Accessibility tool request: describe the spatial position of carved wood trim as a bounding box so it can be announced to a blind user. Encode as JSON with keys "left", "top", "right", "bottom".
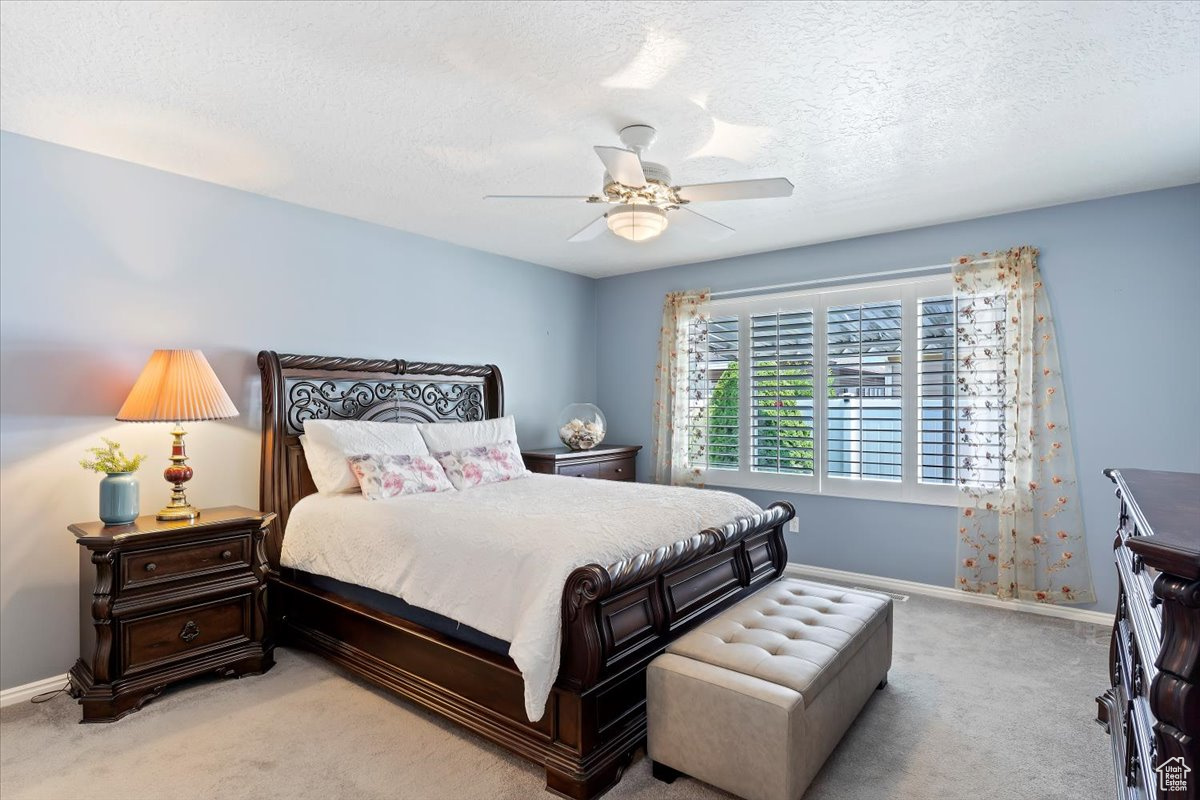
{"left": 90, "top": 549, "right": 116, "bottom": 684}
{"left": 612, "top": 502, "right": 790, "bottom": 597}
{"left": 285, "top": 379, "right": 485, "bottom": 433}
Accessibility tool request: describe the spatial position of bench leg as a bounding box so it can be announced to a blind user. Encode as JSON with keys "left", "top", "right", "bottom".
{"left": 651, "top": 761, "right": 681, "bottom": 784}
{"left": 877, "top": 674, "right": 888, "bottom": 691}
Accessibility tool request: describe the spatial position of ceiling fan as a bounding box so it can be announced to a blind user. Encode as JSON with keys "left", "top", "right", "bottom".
{"left": 484, "top": 124, "right": 793, "bottom": 243}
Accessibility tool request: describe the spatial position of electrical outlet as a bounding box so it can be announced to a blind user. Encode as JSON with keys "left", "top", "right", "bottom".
{"left": 788, "top": 518, "right": 800, "bottom": 533}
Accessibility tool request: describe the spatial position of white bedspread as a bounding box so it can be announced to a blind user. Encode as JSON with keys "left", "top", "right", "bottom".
{"left": 279, "top": 474, "right": 760, "bottom": 721}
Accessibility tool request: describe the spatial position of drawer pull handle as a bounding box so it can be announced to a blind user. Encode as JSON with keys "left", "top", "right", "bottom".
{"left": 179, "top": 620, "right": 200, "bottom": 643}
{"left": 144, "top": 562, "right": 157, "bottom": 572}
{"left": 615, "top": 467, "right": 624, "bottom": 473}
{"left": 220, "top": 550, "right": 233, "bottom": 561}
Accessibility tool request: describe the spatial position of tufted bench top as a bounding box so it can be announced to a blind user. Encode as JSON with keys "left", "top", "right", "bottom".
{"left": 665, "top": 578, "right": 891, "bottom": 706}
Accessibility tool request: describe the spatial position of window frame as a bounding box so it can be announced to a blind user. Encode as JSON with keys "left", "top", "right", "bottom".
{"left": 696, "top": 273, "right": 960, "bottom": 506}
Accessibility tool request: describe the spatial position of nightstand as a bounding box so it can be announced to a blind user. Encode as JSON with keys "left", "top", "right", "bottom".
{"left": 522, "top": 444, "right": 642, "bottom": 481}
{"left": 68, "top": 506, "right": 275, "bottom": 722}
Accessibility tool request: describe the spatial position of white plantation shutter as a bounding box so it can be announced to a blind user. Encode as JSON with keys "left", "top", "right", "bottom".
{"left": 750, "top": 310, "right": 815, "bottom": 475}
{"left": 918, "top": 297, "right": 956, "bottom": 484}
{"left": 918, "top": 293, "right": 1007, "bottom": 488}
{"left": 687, "top": 314, "right": 739, "bottom": 469}
{"left": 826, "top": 300, "right": 903, "bottom": 481}
{"left": 952, "top": 293, "right": 1007, "bottom": 488}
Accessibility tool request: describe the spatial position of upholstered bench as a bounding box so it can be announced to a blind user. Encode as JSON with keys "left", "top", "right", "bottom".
{"left": 647, "top": 578, "right": 893, "bottom": 800}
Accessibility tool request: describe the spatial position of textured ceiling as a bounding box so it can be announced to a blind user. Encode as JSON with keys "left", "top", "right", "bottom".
{"left": 2, "top": 1, "right": 1198, "bottom": 277}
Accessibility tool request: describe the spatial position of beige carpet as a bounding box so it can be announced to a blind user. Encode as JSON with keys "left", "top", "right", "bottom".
{"left": 1, "top": 585, "right": 1112, "bottom": 800}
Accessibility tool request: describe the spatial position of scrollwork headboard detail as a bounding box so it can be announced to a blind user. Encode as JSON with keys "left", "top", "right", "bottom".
{"left": 257, "top": 350, "right": 504, "bottom": 569}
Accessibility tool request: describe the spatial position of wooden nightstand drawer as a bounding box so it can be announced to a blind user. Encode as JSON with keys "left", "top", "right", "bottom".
{"left": 120, "top": 534, "right": 251, "bottom": 591}
{"left": 599, "top": 458, "right": 634, "bottom": 481}
{"left": 122, "top": 594, "right": 252, "bottom": 674}
{"left": 560, "top": 462, "right": 600, "bottom": 479}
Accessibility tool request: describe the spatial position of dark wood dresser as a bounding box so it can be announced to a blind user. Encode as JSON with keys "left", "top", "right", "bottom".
{"left": 69, "top": 506, "right": 275, "bottom": 722}
{"left": 1098, "top": 469, "right": 1199, "bottom": 799}
{"left": 522, "top": 444, "right": 641, "bottom": 481}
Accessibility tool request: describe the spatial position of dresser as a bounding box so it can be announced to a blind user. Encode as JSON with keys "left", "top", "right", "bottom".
{"left": 68, "top": 506, "right": 275, "bottom": 722}
{"left": 1097, "top": 469, "right": 1199, "bottom": 800}
{"left": 521, "top": 444, "right": 641, "bottom": 481}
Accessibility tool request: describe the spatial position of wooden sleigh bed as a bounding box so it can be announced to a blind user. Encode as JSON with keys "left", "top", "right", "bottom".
{"left": 257, "top": 350, "right": 794, "bottom": 799}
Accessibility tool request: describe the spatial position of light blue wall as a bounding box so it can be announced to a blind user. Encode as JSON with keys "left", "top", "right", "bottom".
{"left": 0, "top": 132, "right": 596, "bottom": 688}
{"left": 596, "top": 184, "right": 1200, "bottom": 613}
{"left": 2, "top": 128, "right": 1195, "bottom": 691}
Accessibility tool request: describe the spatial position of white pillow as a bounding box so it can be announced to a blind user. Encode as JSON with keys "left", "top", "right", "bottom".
{"left": 301, "top": 419, "right": 430, "bottom": 494}
{"left": 418, "top": 416, "right": 520, "bottom": 453}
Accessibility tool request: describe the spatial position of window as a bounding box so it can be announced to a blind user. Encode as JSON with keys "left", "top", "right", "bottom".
{"left": 687, "top": 274, "right": 1004, "bottom": 505}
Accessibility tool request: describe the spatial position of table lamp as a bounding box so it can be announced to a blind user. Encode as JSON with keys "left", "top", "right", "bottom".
{"left": 116, "top": 350, "right": 238, "bottom": 521}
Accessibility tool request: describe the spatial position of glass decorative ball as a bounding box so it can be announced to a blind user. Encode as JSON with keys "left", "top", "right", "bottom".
{"left": 558, "top": 403, "right": 606, "bottom": 451}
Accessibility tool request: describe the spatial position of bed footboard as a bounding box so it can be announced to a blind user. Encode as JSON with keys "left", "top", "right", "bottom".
{"left": 561, "top": 500, "right": 793, "bottom": 691}
{"left": 544, "top": 501, "right": 794, "bottom": 798}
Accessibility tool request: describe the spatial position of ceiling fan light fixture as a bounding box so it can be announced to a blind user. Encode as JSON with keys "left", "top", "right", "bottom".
{"left": 488, "top": 124, "right": 790, "bottom": 244}
{"left": 606, "top": 203, "right": 668, "bottom": 242}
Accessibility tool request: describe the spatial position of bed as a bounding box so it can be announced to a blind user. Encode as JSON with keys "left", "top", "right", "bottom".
{"left": 257, "top": 351, "right": 794, "bottom": 799}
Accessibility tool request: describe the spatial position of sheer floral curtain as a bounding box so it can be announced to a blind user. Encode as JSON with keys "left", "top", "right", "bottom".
{"left": 652, "top": 289, "right": 710, "bottom": 485}
{"left": 954, "top": 247, "right": 1095, "bottom": 604}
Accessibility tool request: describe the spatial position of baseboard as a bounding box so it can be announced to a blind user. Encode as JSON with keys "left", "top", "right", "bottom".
{"left": 785, "top": 563, "right": 1115, "bottom": 627}
{"left": 0, "top": 673, "right": 69, "bottom": 709}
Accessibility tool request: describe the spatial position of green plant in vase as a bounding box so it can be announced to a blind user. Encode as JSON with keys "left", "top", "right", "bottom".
{"left": 81, "top": 438, "right": 147, "bottom": 526}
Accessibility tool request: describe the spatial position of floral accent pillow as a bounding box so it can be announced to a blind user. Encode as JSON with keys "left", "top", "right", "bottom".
{"left": 433, "top": 439, "right": 529, "bottom": 490}
{"left": 347, "top": 454, "right": 455, "bottom": 500}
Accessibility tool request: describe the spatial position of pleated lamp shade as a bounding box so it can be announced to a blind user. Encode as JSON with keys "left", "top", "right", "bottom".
{"left": 116, "top": 350, "right": 238, "bottom": 422}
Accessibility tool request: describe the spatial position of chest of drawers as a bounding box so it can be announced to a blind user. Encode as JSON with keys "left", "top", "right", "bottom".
{"left": 1097, "top": 469, "right": 1199, "bottom": 800}
{"left": 68, "top": 506, "right": 275, "bottom": 722}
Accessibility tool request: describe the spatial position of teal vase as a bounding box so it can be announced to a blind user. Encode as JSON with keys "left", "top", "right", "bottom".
{"left": 99, "top": 472, "right": 139, "bottom": 525}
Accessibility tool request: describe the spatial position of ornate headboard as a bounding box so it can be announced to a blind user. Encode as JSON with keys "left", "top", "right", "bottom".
{"left": 257, "top": 351, "right": 504, "bottom": 568}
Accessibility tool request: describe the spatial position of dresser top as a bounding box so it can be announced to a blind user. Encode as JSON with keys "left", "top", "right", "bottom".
{"left": 521, "top": 444, "right": 641, "bottom": 460}
{"left": 1107, "top": 468, "right": 1200, "bottom": 578}
{"left": 70, "top": 505, "right": 273, "bottom": 544}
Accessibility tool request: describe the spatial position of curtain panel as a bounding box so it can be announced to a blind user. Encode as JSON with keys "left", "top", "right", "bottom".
{"left": 954, "top": 247, "right": 1095, "bottom": 604}
{"left": 652, "top": 289, "right": 710, "bottom": 485}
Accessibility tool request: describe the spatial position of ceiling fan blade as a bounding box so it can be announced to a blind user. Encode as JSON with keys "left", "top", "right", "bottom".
{"left": 568, "top": 215, "right": 609, "bottom": 243}
{"left": 676, "top": 177, "right": 794, "bottom": 203}
{"left": 483, "top": 194, "right": 597, "bottom": 201}
{"left": 593, "top": 146, "right": 646, "bottom": 188}
{"left": 678, "top": 207, "right": 735, "bottom": 241}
